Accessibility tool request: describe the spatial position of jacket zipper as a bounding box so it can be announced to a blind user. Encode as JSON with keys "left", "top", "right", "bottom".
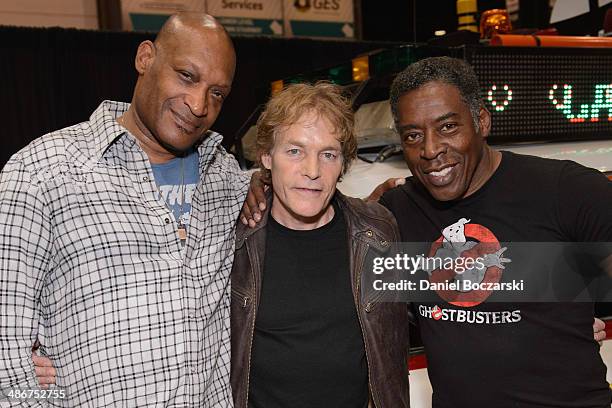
{"left": 232, "top": 288, "right": 251, "bottom": 308}
{"left": 231, "top": 287, "right": 250, "bottom": 308}
{"left": 354, "top": 241, "right": 380, "bottom": 408}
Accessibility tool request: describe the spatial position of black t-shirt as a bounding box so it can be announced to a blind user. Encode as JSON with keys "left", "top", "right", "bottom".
{"left": 248, "top": 203, "right": 368, "bottom": 408}
{"left": 380, "top": 151, "right": 612, "bottom": 408}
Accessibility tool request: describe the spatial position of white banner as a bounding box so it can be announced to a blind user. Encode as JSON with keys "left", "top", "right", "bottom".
{"left": 121, "top": 0, "right": 206, "bottom": 30}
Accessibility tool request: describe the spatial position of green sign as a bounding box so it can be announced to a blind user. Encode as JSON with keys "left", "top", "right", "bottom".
{"left": 129, "top": 13, "right": 171, "bottom": 31}
{"left": 289, "top": 21, "right": 353, "bottom": 38}
{"left": 218, "top": 17, "right": 283, "bottom": 35}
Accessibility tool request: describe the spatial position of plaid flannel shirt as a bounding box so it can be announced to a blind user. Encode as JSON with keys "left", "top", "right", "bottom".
{"left": 0, "top": 100, "right": 249, "bottom": 406}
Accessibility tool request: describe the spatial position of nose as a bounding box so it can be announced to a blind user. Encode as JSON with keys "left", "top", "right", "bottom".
{"left": 302, "top": 154, "right": 320, "bottom": 180}
{"left": 421, "top": 131, "right": 446, "bottom": 160}
{"left": 185, "top": 88, "right": 208, "bottom": 118}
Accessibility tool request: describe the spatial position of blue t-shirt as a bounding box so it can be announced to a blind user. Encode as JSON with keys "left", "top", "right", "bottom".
{"left": 151, "top": 150, "right": 199, "bottom": 228}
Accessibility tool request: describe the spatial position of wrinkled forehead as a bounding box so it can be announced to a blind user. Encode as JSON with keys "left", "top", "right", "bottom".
{"left": 159, "top": 27, "right": 235, "bottom": 70}
{"left": 397, "top": 82, "right": 468, "bottom": 123}
{"left": 273, "top": 110, "right": 341, "bottom": 148}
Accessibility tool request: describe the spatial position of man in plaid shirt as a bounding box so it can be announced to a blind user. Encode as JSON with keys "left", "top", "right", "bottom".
{"left": 0, "top": 12, "right": 248, "bottom": 406}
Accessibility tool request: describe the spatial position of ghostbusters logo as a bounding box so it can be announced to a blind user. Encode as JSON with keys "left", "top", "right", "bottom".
{"left": 425, "top": 218, "right": 511, "bottom": 307}
{"left": 432, "top": 306, "right": 443, "bottom": 320}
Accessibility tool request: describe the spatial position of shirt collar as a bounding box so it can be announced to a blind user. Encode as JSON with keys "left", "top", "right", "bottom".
{"left": 195, "top": 130, "right": 223, "bottom": 172}
{"left": 90, "top": 100, "right": 130, "bottom": 161}
{"left": 86, "top": 100, "right": 224, "bottom": 170}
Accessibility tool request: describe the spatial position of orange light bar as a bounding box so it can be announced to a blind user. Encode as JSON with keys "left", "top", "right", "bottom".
{"left": 491, "top": 34, "right": 612, "bottom": 47}
{"left": 480, "top": 9, "right": 512, "bottom": 39}
{"left": 352, "top": 55, "right": 369, "bottom": 82}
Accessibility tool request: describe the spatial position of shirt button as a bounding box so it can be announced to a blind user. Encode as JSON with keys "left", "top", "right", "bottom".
{"left": 191, "top": 366, "right": 198, "bottom": 374}
{"left": 143, "top": 176, "right": 149, "bottom": 182}
{"left": 164, "top": 218, "right": 170, "bottom": 224}
{"left": 188, "top": 313, "right": 195, "bottom": 319}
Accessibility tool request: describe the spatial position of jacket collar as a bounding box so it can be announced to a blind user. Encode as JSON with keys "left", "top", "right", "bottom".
{"left": 335, "top": 191, "right": 393, "bottom": 253}
{"left": 235, "top": 190, "right": 391, "bottom": 252}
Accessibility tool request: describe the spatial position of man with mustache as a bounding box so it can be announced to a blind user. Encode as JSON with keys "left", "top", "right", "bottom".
{"left": 0, "top": 12, "right": 246, "bottom": 406}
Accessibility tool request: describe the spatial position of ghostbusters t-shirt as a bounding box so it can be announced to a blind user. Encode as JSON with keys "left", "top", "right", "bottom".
{"left": 380, "top": 151, "right": 612, "bottom": 408}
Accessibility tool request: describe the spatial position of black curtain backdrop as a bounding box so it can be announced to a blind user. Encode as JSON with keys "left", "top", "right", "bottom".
{"left": 0, "top": 25, "right": 396, "bottom": 167}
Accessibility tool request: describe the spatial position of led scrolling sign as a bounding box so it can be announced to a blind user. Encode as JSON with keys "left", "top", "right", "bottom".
{"left": 486, "top": 83, "right": 612, "bottom": 120}
{"left": 464, "top": 47, "right": 612, "bottom": 144}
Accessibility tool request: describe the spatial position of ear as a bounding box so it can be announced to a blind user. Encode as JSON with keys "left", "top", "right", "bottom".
{"left": 478, "top": 106, "right": 491, "bottom": 139}
{"left": 261, "top": 153, "right": 272, "bottom": 170}
{"left": 135, "top": 40, "right": 156, "bottom": 75}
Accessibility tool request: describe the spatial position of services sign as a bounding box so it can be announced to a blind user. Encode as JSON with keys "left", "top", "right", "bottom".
{"left": 207, "top": 0, "right": 284, "bottom": 36}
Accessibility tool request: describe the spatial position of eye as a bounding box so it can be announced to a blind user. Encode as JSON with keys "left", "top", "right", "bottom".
{"left": 440, "top": 123, "right": 458, "bottom": 132}
{"left": 322, "top": 152, "right": 338, "bottom": 160}
{"left": 287, "top": 148, "right": 300, "bottom": 156}
{"left": 178, "top": 71, "right": 193, "bottom": 81}
{"left": 401, "top": 132, "right": 422, "bottom": 144}
{"left": 211, "top": 90, "right": 226, "bottom": 101}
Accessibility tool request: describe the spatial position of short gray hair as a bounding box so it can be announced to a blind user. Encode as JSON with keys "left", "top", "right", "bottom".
{"left": 389, "top": 56, "right": 483, "bottom": 130}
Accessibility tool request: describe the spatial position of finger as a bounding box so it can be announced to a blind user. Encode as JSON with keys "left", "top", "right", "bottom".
{"left": 252, "top": 177, "right": 267, "bottom": 212}
{"left": 32, "top": 355, "right": 53, "bottom": 367}
{"left": 497, "top": 247, "right": 507, "bottom": 256}
{"left": 33, "top": 362, "right": 56, "bottom": 377}
{"left": 593, "top": 317, "right": 605, "bottom": 332}
{"left": 37, "top": 376, "right": 56, "bottom": 385}
{"left": 241, "top": 201, "right": 253, "bottom": 223}
{"left": 501, "top": 258, "right": 511, "bottom": 263}
{"left": 245, "top": 188, "right": 260, "bottom": 216}
{"left": 247, "top": 200, "right": 261, "bottom": 222}
{"left": 595, "top": 331, "right": 606, "bottom": 342}
{"left": 34, "top": 366, "right": 56, "bottom": 378}
{"left": 249, "top": 171, "right": 267, "bottom": 212}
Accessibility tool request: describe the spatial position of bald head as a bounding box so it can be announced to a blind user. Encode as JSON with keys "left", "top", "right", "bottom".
{"left": 155, "top": 12, "right": 233, "bottom": 56}
{"left": 125, "top": 11, "right": 237, "bottom": 163}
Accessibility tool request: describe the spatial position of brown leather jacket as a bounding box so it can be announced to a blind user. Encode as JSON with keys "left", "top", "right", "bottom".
{"left": 231, "top": 192, "right": 410, "bottom": 408}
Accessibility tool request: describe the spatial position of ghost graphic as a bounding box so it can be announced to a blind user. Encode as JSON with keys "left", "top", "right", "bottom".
{"left": 420, "top": 218, "right": 511, "bottom": 291}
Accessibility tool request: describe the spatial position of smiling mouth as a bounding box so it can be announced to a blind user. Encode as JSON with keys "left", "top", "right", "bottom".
{"left": 171, "top": 110, "right": 198, "bottom": 132}
{"left": 423, "top": 163, "right": 458, "bottom": 186}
